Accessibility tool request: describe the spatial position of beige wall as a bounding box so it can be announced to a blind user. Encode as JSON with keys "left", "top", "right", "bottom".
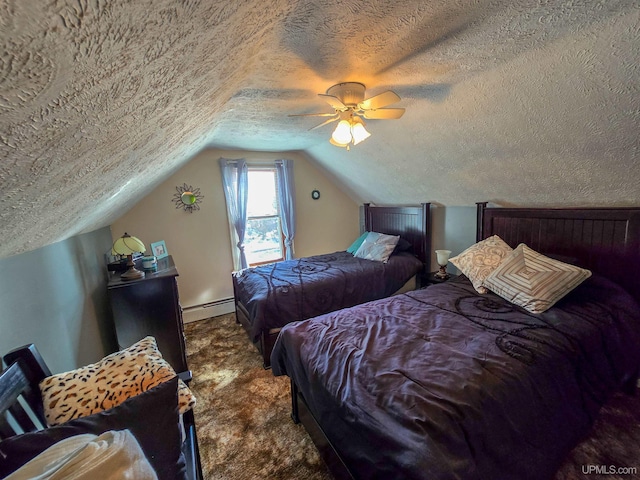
{"left": 0, "top": 228, "right": 116, "bottom": 373}
{"left": 111, "top": 149, "right": 360, "bottom": 311}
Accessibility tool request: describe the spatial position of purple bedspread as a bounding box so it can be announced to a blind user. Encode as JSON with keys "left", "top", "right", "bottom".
{"left": 272, "top": 275, "right": 640, "bottom": 480}
{"left": 232, "top": 251, "right": 423, "bottom": 342}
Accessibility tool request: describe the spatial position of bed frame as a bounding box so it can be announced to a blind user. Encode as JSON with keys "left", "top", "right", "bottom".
{"left": 289, "top": 203, "right": 640, "bottom": 480}
{"left": 0, "top": 344, "right": 203, "bottom": 480}
{"left": 476, "top": 202, "right": 640, "bottom": 303}
{"left": 234, "top": 202, "right": 431, "bottom": 368}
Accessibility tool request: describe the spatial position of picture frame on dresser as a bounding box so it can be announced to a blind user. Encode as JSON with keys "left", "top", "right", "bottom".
{"left": 151, "top": 240, "right": 169, "bottom": 259}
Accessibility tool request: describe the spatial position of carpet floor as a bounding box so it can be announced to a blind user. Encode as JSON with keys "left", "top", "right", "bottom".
{"left": 184, "top": 314, "right": 332, "bottom": 480}
{"left": 184, "top": 314, "right": 640, "bottom": 480}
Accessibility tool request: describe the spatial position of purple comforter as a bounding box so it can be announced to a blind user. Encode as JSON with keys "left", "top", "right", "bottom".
{"left": 233, "top": 251, "right": 423, "bottom": 342}
{"left": 233, "top": 252, "right": 423, "bottom": 342}
{"left": 272, "top": 275, "right": 640, "bottom": 480}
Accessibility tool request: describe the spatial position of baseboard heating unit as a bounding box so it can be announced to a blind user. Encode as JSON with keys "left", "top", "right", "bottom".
{"left": 182, "top": 297, "right": 235, "bottom": 323}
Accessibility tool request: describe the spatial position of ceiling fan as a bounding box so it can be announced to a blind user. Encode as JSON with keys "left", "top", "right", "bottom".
{"left": 290, "top": 82, "right": 405, "bottom": 149}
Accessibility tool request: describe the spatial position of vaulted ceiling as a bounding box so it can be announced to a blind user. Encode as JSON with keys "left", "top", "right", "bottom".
{"left": 2, "top": 0, "right": 639, "bottom": 259}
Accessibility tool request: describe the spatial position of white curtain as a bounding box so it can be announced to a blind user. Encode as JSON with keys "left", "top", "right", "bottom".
{"left": 276, "top": 159, "right": 296, "bottom": 260}
{"left": 219, "top": 158, "right": 249, "bottom": 270}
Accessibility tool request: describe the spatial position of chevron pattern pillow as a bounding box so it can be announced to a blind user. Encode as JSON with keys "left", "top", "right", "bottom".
{"left": 484, "top": 244, "right": 591, "bottom": 313}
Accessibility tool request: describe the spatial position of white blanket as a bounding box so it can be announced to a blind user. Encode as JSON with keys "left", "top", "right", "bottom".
{"left": 6, "top": 430, "right": 158, "bottom": 480}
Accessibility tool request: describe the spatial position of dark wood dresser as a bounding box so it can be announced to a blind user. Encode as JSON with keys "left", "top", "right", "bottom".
{"left": 107, "top": 255, "right": 189, "bottom": 375}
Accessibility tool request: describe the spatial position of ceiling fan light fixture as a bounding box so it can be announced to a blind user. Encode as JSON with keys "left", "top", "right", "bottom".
{"left": 329, "top": 137, "right": 349, "bottom": 148}
{"left": 330, "top": 116, "right": 371, "bottom": 149}
{"left": 331, "top": 120, "right": 353, "bottom": 145}
{"left": 350, "top": 118, "right": 370, "bottom": 145}
{"left": 292, "top": 82, "right": 403, "bottom": 150}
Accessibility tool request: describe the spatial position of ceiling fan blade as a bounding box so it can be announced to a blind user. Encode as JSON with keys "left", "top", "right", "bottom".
{"left": 358, "top": 91, "right": 401, "bottom": 110}
{"left": 309, "top": 116, "right": 339, "bottom": 130}
{"left": 362, "top": 108, "right": 405, "bottom": 120}
{"left": 318, "top": 94, "right": 346, "bottom": 110}
{"left": 288, "top": 113, "right": 337, "bottom": 117}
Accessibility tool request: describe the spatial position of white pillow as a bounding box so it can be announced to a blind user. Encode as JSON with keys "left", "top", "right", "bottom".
{"left": 353, "top": 232, "right": 400, "bottom": 263}
{"left": 484, "top": 243, "right": 592, "bottom": 313}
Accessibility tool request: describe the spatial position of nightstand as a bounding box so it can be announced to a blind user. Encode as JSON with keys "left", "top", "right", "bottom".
{"left": 107, "top": 255, "right": 189, "bottom": 375}
{"left": 417, "top": 271, "right": 458, "bottom": 289}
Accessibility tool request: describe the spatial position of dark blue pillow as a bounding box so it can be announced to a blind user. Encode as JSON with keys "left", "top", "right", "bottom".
{"left": 0, "top": 377, "right": 186, "bottom": 480}
{"left": 393, "top": 237, "right": 412, "bottom": 254}
{"left": 545, "top": 253, "right": 583, "bottom": 267}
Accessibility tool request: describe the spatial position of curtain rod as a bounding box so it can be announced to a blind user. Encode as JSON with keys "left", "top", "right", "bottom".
{"left": 219, "top": 158, "right": 289, "bottom": 166}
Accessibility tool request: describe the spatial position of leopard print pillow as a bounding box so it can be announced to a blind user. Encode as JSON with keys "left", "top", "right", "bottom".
{"left": 39, "top": 336, "right": 196, "bottom": 426}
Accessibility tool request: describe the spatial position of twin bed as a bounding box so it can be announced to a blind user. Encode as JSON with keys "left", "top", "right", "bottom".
{"left": 271, "top": 203, "right": 640, "bottom": 479}
{"left": 233, "top": 203, "right": 431, "bottom": 367}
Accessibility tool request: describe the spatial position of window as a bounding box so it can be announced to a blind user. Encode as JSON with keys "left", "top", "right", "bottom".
{"left": 245, "top": 168, "right": 283, "bottom": 265}
{"left": 220, "top": 158, "right": 295, "bottom": 270}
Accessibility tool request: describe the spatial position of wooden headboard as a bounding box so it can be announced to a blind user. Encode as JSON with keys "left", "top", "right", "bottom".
{"left": 363, "top": 203, "right": 431, "bottom": 269}
{"left": 476, "top": 202, "right": 640, "bottom": 303}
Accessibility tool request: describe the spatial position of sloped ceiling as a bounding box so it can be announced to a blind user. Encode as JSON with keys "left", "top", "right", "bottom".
{"left": 2, "top": 0, "right": 639, "bottom": 259}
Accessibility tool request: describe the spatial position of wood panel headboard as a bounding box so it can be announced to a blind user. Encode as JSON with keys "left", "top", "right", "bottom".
{"left": 476, "top": 202, "right": 640, "bottom": 303}
{"left": 363, "top": 203, "right": 431, "bottom": 270}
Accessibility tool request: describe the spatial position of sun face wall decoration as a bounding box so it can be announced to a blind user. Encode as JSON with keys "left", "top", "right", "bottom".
{"left": 173, "top": 183, "right": 204, "bottom": 213}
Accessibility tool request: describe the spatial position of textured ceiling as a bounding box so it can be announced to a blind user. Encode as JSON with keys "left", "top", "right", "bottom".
{"left": 2, "top": 0, "right": 639, "bottom": 258}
